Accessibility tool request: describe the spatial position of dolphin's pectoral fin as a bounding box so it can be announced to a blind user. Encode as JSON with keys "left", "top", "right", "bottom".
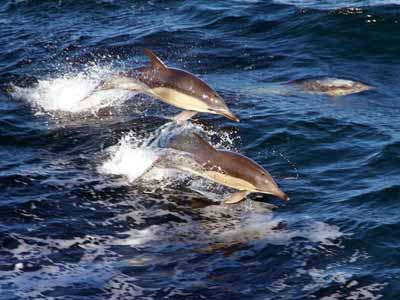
{"left": 172, "top": 110, "right": 198, "bottom": 123}
{"left": 223, "top": 190, "right": 250, "bottom": 204}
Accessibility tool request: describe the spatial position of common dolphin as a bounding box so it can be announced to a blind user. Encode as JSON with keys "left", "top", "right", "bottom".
{"left": 292, "top": 77, "right": 373, "bottom": 96}
{"left": 143, "top": 131, "right": 288, "bottom": 204}
{"left": 81, "top": 49, "right": 239, "bottom": 122}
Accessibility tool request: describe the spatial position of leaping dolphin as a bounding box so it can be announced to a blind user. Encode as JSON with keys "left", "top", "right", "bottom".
{"left": 81, "top": 49, "right": 239, "bottom": 122}
{"left": 142, "top": 131, "right": 288, "bottom": 204}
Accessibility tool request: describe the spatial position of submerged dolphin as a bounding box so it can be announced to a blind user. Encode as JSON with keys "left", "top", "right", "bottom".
{"left": 82, "top": 49, "right": 239, "bottom": 122}
{"left": 292, "top": 77, "right": 373, "bottom": 97}
{"left": 143, "top": 131, "right": 288, "bottom": 204}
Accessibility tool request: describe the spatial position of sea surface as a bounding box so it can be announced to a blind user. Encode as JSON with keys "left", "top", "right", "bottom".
{"left": 1, "top": 1, "right": 399, "bottom": 299}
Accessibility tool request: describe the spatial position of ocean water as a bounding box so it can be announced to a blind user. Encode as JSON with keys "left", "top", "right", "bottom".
{"left": 1, "top": 0, "right": 399, "bottom": 299}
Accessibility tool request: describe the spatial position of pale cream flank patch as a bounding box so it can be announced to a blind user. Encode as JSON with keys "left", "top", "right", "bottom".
{"left": 151, "top": 87, "right": 211, "bottom": 112}
{"left": 203, "top": 170, "right": 256, "bottom": 191}
{"left": 174, "top": 163, "right": 256, "bottom": 191}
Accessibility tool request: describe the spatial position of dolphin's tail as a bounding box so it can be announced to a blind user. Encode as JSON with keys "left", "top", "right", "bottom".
{"left": 133, "top": 149, "right": 197, "bottom": 182}
{"left": 80, "top": 75, "right": 149, "bottom": 102}
{"left": 134, "top": 158, "right": 162, "bottom": 181}
{"left": 80, "top": 80, "right": 112, "bottom": 102}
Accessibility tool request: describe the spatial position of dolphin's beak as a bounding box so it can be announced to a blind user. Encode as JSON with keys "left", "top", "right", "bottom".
{"left": 274, "top": 189, "right": 290, "bottom": 201}
{"left": 221, "top": 110, "right": 240, "bottom": 122}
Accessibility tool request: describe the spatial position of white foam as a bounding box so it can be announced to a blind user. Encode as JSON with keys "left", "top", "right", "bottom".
{"left": 10, "top": 65, "right": 132, "bottom": 114}
{"left": 347, "top": 283, "right": 388, "bottom": 300}
{"left": 8, "top": 261, "right": 117, "bottom": 299}
{"left": 14, "top": 262, "right": 24, "bottom": 271}
{"left": 348, "top": 249, "right": 370, "bottom": 263}
{"left": 99, "top": 130, "right": 182, "bottom": 184}
{"left": 208, "top": 210, "right": 345, "bottom": 248}
{"left": 319, "top": 282, "right": 388, "bottom": 300}
{"left": 301, "top": 268, "right": 352, "bottom": 292}
{"left": 305, "top": 221, "right": 344, "bottom": 245}
{"left": 111, "top": 226, "right": 159, "bottom": 247}
{"left": 100, "top": 133, "right": 159, "bottom": 182}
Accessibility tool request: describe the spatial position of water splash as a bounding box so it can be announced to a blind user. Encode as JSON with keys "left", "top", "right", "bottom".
{"left": 100, "top": 132, "right": 160, "bottom": 182}
{"left": 271, "top": 149, "right": 300, "bottom": 180}
{"left": 9, "top": 65, "right": 133, "bottom": 114}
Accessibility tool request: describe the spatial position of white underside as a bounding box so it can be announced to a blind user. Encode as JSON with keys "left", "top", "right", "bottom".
{"left": 150, "top": 87, "right": 211, "bottom": 112}
{"left": 177, "top": 165, "right": 256, "bottom": 192}
{"left": 108, "top": 78, "right": 216, "bottom": 113}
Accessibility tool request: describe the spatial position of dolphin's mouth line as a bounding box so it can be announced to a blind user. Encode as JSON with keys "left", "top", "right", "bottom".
{"left": 210, "top": 109, "right": 240, "bottom": 122}
{"left": 255, "top": 189, "right": 290, "bottom": 201}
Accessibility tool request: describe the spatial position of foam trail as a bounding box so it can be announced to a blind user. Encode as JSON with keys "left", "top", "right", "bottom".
{"left": 216, "top": 213, "right": 345, "bottom": 246}
{"left": 10, "top": 66, "right": 132, "bottom": 114}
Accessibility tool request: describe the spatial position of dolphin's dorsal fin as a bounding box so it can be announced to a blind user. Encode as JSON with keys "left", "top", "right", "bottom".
{"left": 144, "top": 49, "right": 167, "bottom": 70}
{"left": 192, "top": 133, "right": 217, "bottom": 153}
{"left": 165, "top": 131, "right": 217, "bottom": 154}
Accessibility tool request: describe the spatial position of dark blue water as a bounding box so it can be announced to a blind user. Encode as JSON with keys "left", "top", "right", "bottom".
{"left": 1, "top": 1, "right": 400, "bottom": 299}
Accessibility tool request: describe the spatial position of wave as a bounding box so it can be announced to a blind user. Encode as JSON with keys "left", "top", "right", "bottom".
{"left": 0, "top": 206, "right": 348, "bottom": 299}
